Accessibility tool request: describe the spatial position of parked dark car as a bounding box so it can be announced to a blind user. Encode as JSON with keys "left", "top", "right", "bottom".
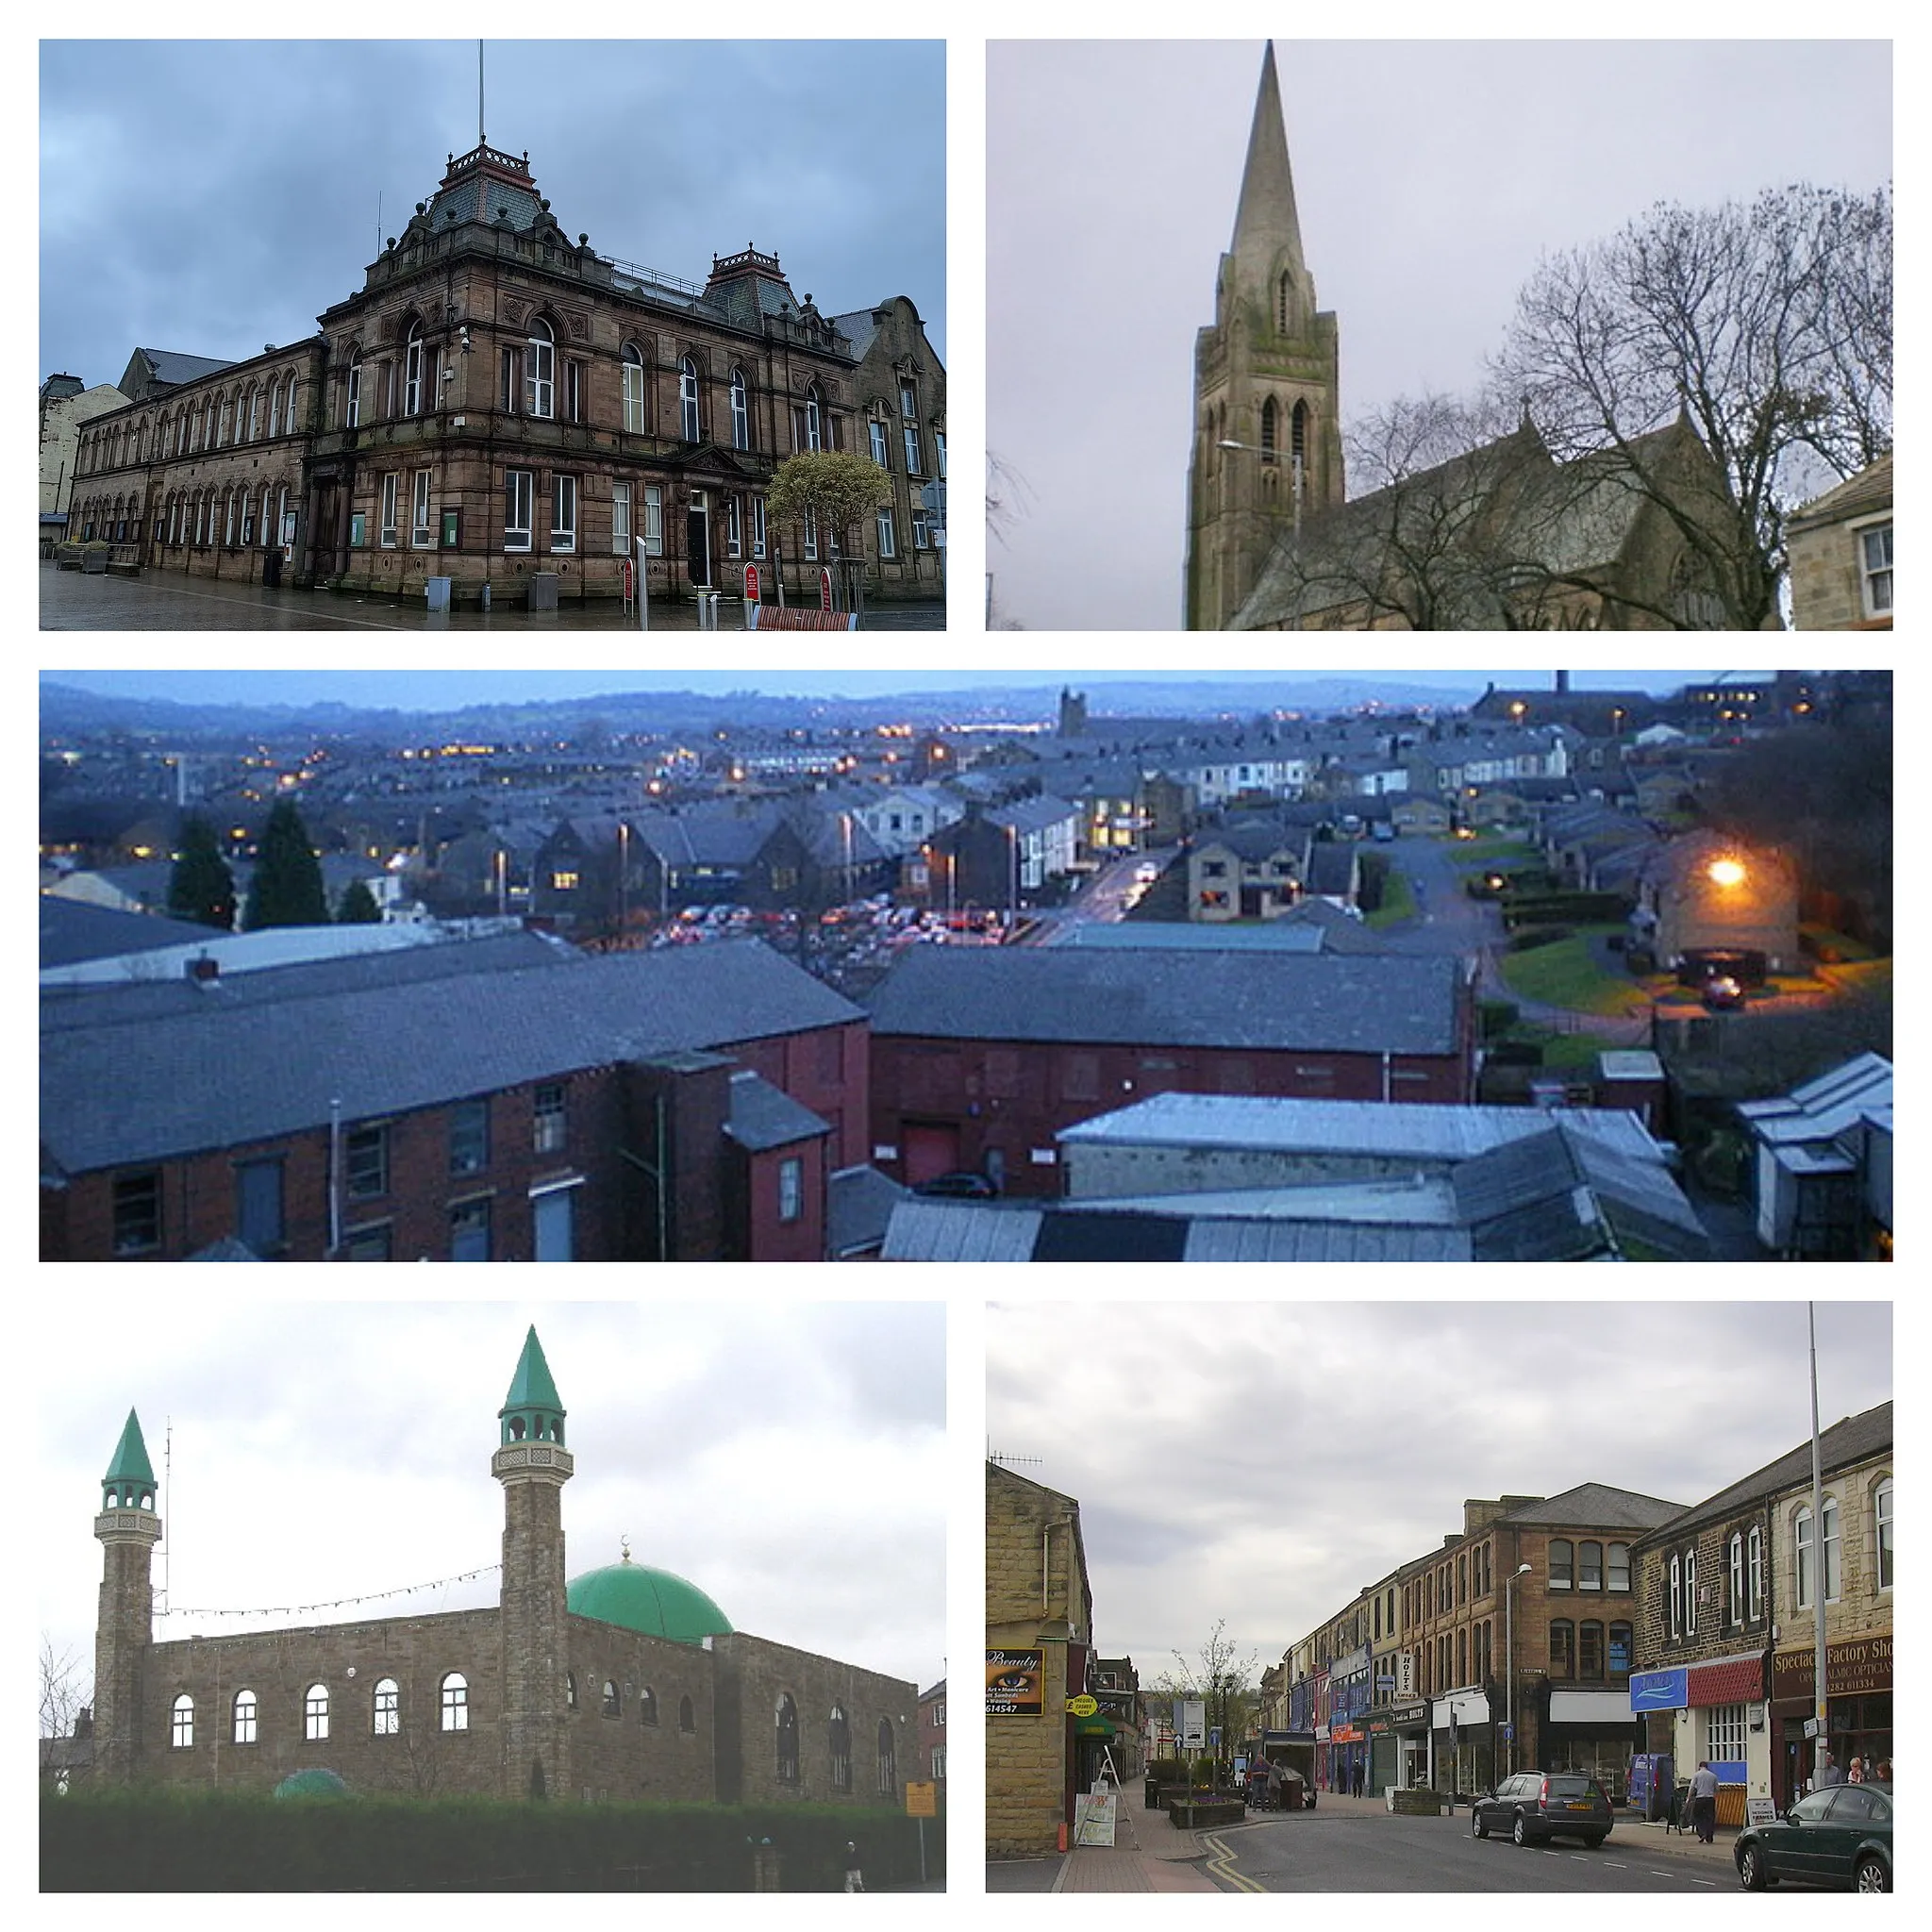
{"left": 911, "top": 1171, "right": 999, "bottom": 1199}
{"left": 1471, "top": 1772, "right": 1614, "bottom": 1848}
{"left": 1735, "top": 1782, "right": 1891, "bottom": 1891}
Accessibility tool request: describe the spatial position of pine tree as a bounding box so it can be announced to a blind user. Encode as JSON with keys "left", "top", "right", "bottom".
{"left": 336, "top": 877, "right": 382, "bottom": 924}
{"left": 166, "top": 814, "right": 237, "bottom": 930}
{"left": 242, "top": 799, "right": 330, "bottom": 929}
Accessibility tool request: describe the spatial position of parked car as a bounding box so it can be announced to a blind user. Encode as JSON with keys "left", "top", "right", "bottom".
{"left": 912, "top": 1171, "right": 999, "bottom": 1199}
{"left": 1735, "top": 1782, "right": 1891, "bottom": 1892}
{"left": 1703, "top": 973, "right": 1746, "bottom": 1011}
{"left": 1470, "top": 1772, "right": 1614, "bottom": 1848}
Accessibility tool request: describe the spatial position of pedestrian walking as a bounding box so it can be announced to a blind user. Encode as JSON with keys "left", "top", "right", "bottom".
{"left": 843, "top": 1840, "right": 864, "bottom": 1893}
{"left": 1690, "top": 1760, "right": 1719, "bottom": 1843}
{"left": 1353, "top": 1760, "right": 1364, "bottom": 1798}
{"left": 1817, "top": 1748, "right": 1846, "bottom": 1788}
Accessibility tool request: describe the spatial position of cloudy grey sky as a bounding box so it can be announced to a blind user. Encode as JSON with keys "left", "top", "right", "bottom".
{"left": 987, "top": 38, "right": 1893, "bottom": 630}
{"left": 987, "top": 1301, "right": 1890, "bottom": 1676}
{"left": 42, "top": 666, "right": 1738, "bottom": 710}
{"left": 40, "top": 1301, "right": 945, "bottom": 1695}
{"left": 41, "top": 40, "right": 945, "bottom": 385}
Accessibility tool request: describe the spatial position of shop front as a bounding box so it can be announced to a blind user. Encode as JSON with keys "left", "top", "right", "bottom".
{"left": 1770, "top": 1634, "right": 1892, "bottom": 1805}
{"left": 1326, "top": 1648, "right": 1371, "bottom": 1792}
{"left": 1630, "top": 1651, "right": 1771, "bottom": 1821}
{"left": 1372, "top": 1699, "right": 1429, "bottom": 1791}
{"left": 1537, "top": 1686, "right": 1647, "bottom": 1804}
{"left": 1429, "top": 1687, "right": 1493, "bottom": 1797}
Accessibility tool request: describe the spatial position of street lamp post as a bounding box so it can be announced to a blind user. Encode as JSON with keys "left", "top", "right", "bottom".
{"left": 1505, "top": 1562, "right": 1532, "bottom": 1780}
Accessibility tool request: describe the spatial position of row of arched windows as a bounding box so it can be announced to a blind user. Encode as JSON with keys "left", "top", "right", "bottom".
{"left": 1549, "top": 1619, "right": 1634, "bottom": 1679}
{"left": 169, "top": 1674, "right": 468, "bottom": 1748}
{"left": 565, "top": 1670, "right": 696, "bottom": 1733}
{"left": 76, "top": 372, "right": 305, "bottom": 476}
{"left": 773, "top": 1693, "right": 895, "bottom": 1793}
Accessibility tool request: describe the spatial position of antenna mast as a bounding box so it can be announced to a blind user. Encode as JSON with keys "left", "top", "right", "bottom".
{"left": 161, "top": 1417, "right": 172, "bottom": 1613}
{"left": 479, "top": 40, "right": 486, "bottom": 147}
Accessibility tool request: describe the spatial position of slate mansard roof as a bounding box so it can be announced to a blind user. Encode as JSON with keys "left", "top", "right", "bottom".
{"left": 866, "top": 947, "right": 1463, "bottom": 1056}
{"left": 1497, "top": 1483, "right": 1689, "bottom": 1533}
{"left": 41, "top": 938, "right": 860, "bottom": 1177}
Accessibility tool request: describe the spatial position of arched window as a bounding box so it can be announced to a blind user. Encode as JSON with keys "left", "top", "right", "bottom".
{"left": 775, "top": 1692, "right": 799, "bottom": 1782}
{"left": 441, "top": 1673, "right": 468, "bottom": 1732}
{"left": 374, "top": 1676, "right": 400, "bottom": 1734}
{"left": 224, "top": 489, "right": 238, "bottom": 548}
{"left": 622, "top": 342, "right": 647, "bottom": 434}
{"left": 1669, "top": 1552, "right": 1682, "bottom": 1636}
{"left": 730, "top": 366, "right": 749, "bottom": 450}
{"left": 1729, "top": 1532, "right": 1745, "bottom": 1624}
{"left": 1549, "top": 1619, "right": 1574, "bottom": 1674}
{"left": 171, "top": 1692, "right": 194, "bottom": 1748}
{"left": 1291, "top": 399, "right": 1309, "bottom": 471}
{"left": 1277, "top": 270, "right": 1292, "bottom": 333}
{"left": 1259, "top": 396, "right": 1277, "bottom": 461}
{"left": 1578, "top": 1621, "right": 1604, "bottom": 1679}
{"left": 876, "top": 1718, "right": 896, "bottom": 1796}
{"left": 304, "top": 1683, "right": 329, "bottom": 1741}
{"left": 680, "top": 358, "right": 701, "bottom": 442}
{"left": 268, "top": 380, "right": 281, "bottom": 440}
{"left": 679, "top": 1695, "right": 695, "bottom": 1734}
{"left": 232, "top": 1690, "right": 257, "bottom": 1744}
{"left": 639, "top": 1686, "right": 658, "bottom": 1726}
{"left": 829, "top": 1704, "right": 852, "bottom": 1790}
{"left": 1548, "top": 1540, "right": 1573, "bottom": 1591}
{"left": 1684, "top": 1549, "right": 1698, "bottom": 1633}
{"left": 1578, "top": 1541, "right": 1603, "bottom": 1591}
{"left": 1607, "top": 1542, "right": 1631, "bottom": 1591}
{"left": 804, "top": 382, "right": 822, "bottom": 452}
{"left": 247, "top": 386, "right": 260, "bottom": 441}
{"left": 601, "top": 1679, "right": 622, "bottom": 1719}
{"left": 1874, "top": 1478, "right": 1893, "bottom": 1590}
{"left": 283, "top": 374, "right": 299, "bottom": 433}
{"left": 404, "top": 323, "right": 425, "bottom": 415}
{"left": 345, "top": 353, "right": 362, "bottom": 429}
{"left": 1822, "top": 1495, "right": 1840, "bottom": 1601}
{"left": 1747, "top": 1524, "right": 1765, "bottom": 1618}
{"left": 1608, "top": 1621, "right": 1633, "bottom": 1674}
{"left": 525, "top": 319, "right": 555, "bottom": 418}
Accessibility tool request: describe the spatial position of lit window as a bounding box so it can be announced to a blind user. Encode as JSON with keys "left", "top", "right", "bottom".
{"left": 680, "top": 358, "right": 701, "bottom": 442}
{"left": 730, "top": 367, "right": 749, "bottom": 450}
{"left": 525, "top": 320, "right": 554, "bottom": 418}
{"left": 439, "top": 1673, "right": 467, "bottom": 1732}
{"left": 172, "top": 1693, "right": 194, "bottom": 1748}
{"left": 1859, "top": 524, "right": 1892, "bottom": 617}
{"left": 232, "top": 1690, "right": 257, "bottom": 1744}
{"left": 505, "top": 470, "right": 533, "bottom": 552}
{"left": 622, "top": 344, "right": 646, "bottom": 433}
{"left": 305, "top": 1683, "right": 329, "bottom": 1741}
{"left": 374, "top": 1677, "right": 400, "bottom": 1735}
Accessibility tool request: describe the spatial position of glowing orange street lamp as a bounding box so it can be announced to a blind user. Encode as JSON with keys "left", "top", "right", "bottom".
{"left": 1707, "top": 858, "right": 1747, "bottom": 889}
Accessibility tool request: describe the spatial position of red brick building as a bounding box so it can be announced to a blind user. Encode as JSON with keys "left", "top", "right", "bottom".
{"left": 865, "top": 946, "right": 1474, "bottom": 1195}
{"left": 42, "top": 934, "right": 864, "bottom": 1261}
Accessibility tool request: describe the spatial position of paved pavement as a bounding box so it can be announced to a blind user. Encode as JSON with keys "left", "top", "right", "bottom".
{"left": 40, "top": 563, "right": 946, "bottom": 631}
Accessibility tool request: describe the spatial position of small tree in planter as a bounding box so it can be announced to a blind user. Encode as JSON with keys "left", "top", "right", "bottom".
{"left": 767, "top": 452, "right": 891, "bottom": 608}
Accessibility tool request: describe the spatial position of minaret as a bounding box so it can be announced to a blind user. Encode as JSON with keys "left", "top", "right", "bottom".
{"left": 1185, "top": 42, "right": 1345, "bottom": 628}
{"left": 93, "top": 1408, "right": 162, "bottom": 1783}
{"left": 492, "top": 1326, "right": 574, "bottom": 1800}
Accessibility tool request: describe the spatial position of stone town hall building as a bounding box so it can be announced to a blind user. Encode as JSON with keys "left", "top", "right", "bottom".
{"left": 65, "top": 139, "right": 943, "bottom": 611}
{"left": 91, "top": 1329, "right": 916, "bottom": 1806}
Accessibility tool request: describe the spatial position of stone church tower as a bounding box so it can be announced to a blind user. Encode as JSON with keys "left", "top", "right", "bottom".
{"left": 1185, "top": 42, "right": 1345, "bottom": 629}
{"left": 493, "top": 1325, "right": 575, "bottom": 1800}
{"left": 92, "top": 1408, "right": 161, "bottom": 1785}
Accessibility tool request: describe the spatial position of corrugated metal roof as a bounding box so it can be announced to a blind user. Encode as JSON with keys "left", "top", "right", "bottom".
{"left": 880, "top": 1198, "right": 1042, "bottom": 1261}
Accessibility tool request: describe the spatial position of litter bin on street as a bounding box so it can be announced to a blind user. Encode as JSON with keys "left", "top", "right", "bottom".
{"left": 425, "top": 575, "right": 451, "bottom": 612}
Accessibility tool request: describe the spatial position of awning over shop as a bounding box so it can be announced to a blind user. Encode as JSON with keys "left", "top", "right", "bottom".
{"left": 1688, "top": 1654, "right": 1766, "bottom": 1707}
{"left": 1550, "top": 1690, "right": 1636, "bottom": 1724}
{"left": 1073, "top": 1715, "right": 1116, "bottom": 1739}
{"left": 1431, "top": 1690, "right": 1491, "bottom": 1727}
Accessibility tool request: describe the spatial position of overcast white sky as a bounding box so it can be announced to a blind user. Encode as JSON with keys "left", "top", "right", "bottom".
{"left": 40, "top": 1301, "right": 945, "bottom": 1695}
{"left": 987, "top": 37, "right": 1893, "bottom": 630}
{"left": 987, "top": 1301, "right": 1891, "bottom": 1678}
{"left": 40, "top": 39, "right": 945, "bottom": 383}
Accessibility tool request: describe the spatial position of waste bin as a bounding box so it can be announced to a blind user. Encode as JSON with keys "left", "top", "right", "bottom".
{"left": 425, "top": 575, "right": 451, "bottom": 612}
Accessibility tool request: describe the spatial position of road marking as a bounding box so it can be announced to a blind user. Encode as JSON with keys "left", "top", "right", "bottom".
{"left": 1691, "top": 1878, "right": 1718, "bottom": 1888}
{"left": 1198, "top": 1831, "right": 1269, "bottom": 1892}
{"left": 1648, "top": 1870, "right": 1673, "bottom": 1877}
{"left": 1602, "top": 1860, "right": 1625, "bottom": 1868}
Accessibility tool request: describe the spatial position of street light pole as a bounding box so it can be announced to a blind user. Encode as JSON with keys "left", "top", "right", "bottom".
{"left": 1505, "top": 1562, "right": 1532, "bottom": 1780}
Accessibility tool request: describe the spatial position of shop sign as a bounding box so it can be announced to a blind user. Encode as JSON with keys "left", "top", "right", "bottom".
{"left": 1385, "top": 1700, "right": 1428, "bottom": 1727}
{"left": 1771, "top": 1634, "right": 1892, "bottom": 1701}
{"left": 1629, "top": 1667, "right": 1689, "bottom": 1712}
{"left": 987, "top": 1649, "right": 1044, "bottom": 1716}
{"left": 1747, "top": 1797, "right": 1779, "bottom": 1827}
{"left": 1330, "top": 1724, "right": 1362, "bottom": 1744}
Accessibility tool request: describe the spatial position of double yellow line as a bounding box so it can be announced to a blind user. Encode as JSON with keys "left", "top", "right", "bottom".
{"left": 1200, "top": 1829, "right": 1271, "bottom": 1893}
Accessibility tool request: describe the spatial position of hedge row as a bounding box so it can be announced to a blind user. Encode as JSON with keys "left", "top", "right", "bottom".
{"left": 42, "top": 1786, "right": 940, "bottom": 1891}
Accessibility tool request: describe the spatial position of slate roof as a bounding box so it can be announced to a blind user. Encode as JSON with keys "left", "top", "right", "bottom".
{"left": 1631, "top": 1402, "right": 1892, "bottom": 1545}
{"left": 827, "top": 1164, "right": 906, "bottom": 1258}
{"left": 870, "top": 947, "right": 1461, "bottom": 1056}
{"left": 1497, "top": 1482, "right": 1689, "bottom": 1532}
{"left": 40, "top": 898, "right": 215, "bottom": 970}
{"left": 126, "top": 347, "right": 235, "bottom": 389}
{"left": 42, "top": 938, "right": 859, "bottom": 1175}
{"left": 827, "top": 308, "right": 884, "bottom": 359}
{"left": 1787, "top": 454, "right": 1891, "bottom": 531}
{"left": 1058, "top": 922, "right": 1325, "bottom": 955}
{"left": 724, "top": 1070, "right": 830, "bottom": 1152}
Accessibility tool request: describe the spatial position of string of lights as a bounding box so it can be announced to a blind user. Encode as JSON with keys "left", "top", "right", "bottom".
{"left": 157, "top": 1563, "right": 502, "bottom": 1621}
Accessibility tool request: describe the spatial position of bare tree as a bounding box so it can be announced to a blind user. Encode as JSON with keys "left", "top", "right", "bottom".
{"left": 1152, "top": 1618, "right": 1260, "bottom": 1768}
{"left": 40, "top": 1637, "right": 91, "bottom": 1740}
{"left": 1494, "top": 183, "right": 1892, "bottom": 629}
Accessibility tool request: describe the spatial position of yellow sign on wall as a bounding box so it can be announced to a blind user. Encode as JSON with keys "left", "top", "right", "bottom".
{"left": 905, "top": 1780, "right": 939, "bottom": 1818}
{"left": 1066, "top": 1694, "right": 1099, "bottom": 1717}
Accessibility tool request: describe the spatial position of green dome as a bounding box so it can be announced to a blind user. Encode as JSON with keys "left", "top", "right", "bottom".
{"left": 567, "top": 1553, "right": 732, "bottom": 1646}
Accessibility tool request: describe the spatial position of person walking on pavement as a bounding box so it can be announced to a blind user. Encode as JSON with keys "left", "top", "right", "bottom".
{"left": 843, "top": 1840, "right": 864, "bottom": 1892}
{"left": 1816, "top": 1747, "right": 1846, "bottom": 1789}
{"left": 1690, "top": 1760, "right": 1719, "bottom": 1843}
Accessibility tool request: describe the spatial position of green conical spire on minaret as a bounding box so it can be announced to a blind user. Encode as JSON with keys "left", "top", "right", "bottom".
{"left": 499, "top": 1326, "right": 567, "bottom": 1446}
{"left": 102, "top": 1408, "right": 157, "bottom": 1510}
{"left": 1229, "top": 42, "right": 1306, "bottom": 288}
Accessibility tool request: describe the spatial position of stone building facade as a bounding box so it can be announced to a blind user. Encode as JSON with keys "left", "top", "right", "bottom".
{"left": 39, "top": 375, "right": 131, "bottom": 543}
{"left": 62, "top": 141, "right": 941, "bottom": 609}
{"left": 91, "top": 1330, "right": 915, "bottom": 1807}
{"left": 986, "top": 1461, "right": 1093, "bottom": 1857}
{"left": 1788, "top": 455, "right": 1892, "bottom": 629}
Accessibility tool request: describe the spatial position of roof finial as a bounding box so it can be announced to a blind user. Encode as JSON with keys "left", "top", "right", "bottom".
{"left": 620, "top": 1534, "right": 632, "bottom": 1563}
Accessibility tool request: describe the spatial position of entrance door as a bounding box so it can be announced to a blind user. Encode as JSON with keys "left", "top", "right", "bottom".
{"left": 687, "top": 489, "right": 711, "bottom": 588}
{"left": 532, "top": 1187, "right": 575, "bottom": 1262}
{"left": 902, "top": 1121, "right": 960, "bottom": 1186}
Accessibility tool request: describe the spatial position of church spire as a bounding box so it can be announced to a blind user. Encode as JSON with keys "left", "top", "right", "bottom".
{"left": 1229, "top": 43, "right": 1306, "bottom": 289}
